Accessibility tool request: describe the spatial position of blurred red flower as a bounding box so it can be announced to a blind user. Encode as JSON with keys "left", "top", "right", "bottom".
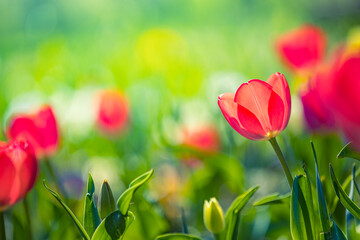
{"left": 218, "top": 72, "right": 291, "bottom": 140}
{"left": 96, "top": 90, "right": 129, "bottom": 135}
{"left": 300, "top": 66, "right": 336, "bottom": 132}
{"left": 276, "top": 25, "right": 326, "bottom": 72}
{"left": 0, "top": 139, "right": 37, "bottom": 211}
{"left": 181, "top": 125, "right": 220, "bottom": 153}
{"left": 318, "top": 55, "right": 360, "bottom": 148}
{"left": 7, "top": 105, "right": 59, "bottom": 158}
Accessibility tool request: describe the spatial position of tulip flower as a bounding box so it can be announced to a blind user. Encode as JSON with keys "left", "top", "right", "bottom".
{"left": 0, "top": 139, "right": 38, "bottom": 211}
{"left": 7, "top": 105, "right": 59, "bottom": 158}
{"left": 218, "top": 72, "right": 293, "bottom": 186}
{"left": 275, "top": 25, "right": 326, "bottom": 72}
{"left": 300, "top": 70, "right": 336, "bottom": 132}
{"left": 317, "top": 55, "right": 360, "bottom": 149}
{"left": 218, "top": 72, "right": 291, "bottom": 141}
{"left": 203, "top": 198, "right": 225, "bottom": 234}
{"left": 96, "top": 90, "right": 129, "bottom": 135}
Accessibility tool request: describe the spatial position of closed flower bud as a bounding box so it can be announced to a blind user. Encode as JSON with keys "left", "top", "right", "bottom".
{"left": 98, "top": 180, "right": 116, "bottom": 219}
{"left": 203, "top": 198, "right": 225, "bottom": 234}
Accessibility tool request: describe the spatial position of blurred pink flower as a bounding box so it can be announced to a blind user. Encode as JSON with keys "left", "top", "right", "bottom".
{"left": 276, "top": 25, "right": 327, "bottom": 72}
{"left": 96, "top": 90, "right": 129, "bottom": 135}
{"left": 7, "top": 105, "right": 59, "bottom": 158}
{"left": 0, "top": 139, "right": 37, "bottom": 211}
{"left": 218, "top": 73, "right": 291, "bottom": 140}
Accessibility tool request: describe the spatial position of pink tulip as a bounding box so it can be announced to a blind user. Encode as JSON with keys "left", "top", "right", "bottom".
{"left": 7, "top": 105, "right": 59, "bottom": 158}
{"left": 276, "top": 25, "right": 326, "bottom": 72}
{"left": 218, "top": 72, "right": 291, "bottom": 140}
{"left": 0, "top": 139, "right": 37, "bottom": 211}
{"left": 96, "top": 90, "right": 129, "bottom": 135}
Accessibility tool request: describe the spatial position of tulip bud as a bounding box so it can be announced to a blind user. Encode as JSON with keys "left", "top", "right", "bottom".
{"left": 98, "top": 180, "right": 116, "bottom": 219}
{"left": 203, "top": 198, "right": 225, "bottom": 234}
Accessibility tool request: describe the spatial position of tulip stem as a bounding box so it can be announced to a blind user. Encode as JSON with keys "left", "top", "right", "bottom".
{"left": 0, "top": 212, "right": 6, "bottom": 240}
{"left": 269, "top": 137, "right": 293, "bottom": 188}
{"left": 23, "top": 197, "right": 32, "bottom": 240}
{"left": 44, "top": 160, "right": 62, "bottom": 195}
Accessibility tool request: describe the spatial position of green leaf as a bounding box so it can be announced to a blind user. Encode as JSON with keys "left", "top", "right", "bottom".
{"left": 117, "top": 169, "right": 154, "bottom": 215}
{"left": 290, "top": 175, "right": 314, "bottom": 240}
{"left": 331, "top": 218, "right": 347, "bottom": 240}
{"left": 337, "top": 142, "right": 360, "bottom": 161}
{"left": 253, "top": 193, "right": 290, "bottom": 206}
{"left": 312, "top": 142, "right": 331, "bottom": 234}
{"left": 155, "top": 233, "right": 201, "bottom": 240}
{"left": 346, "top": 165, "right": 356, "bottom": 238}
{"left": 330, "top": 164, "right": 360, "bottom": 220}
{"left": 330, "top": 167, "right": 360, "bottom": 213}
{"left": 43, "top": 180, "right": 90, "bottom": 240}
{"left": 91, "top": 210, "right": 134, "bottom": 240}
{"left": 84, "top": 174, "right": 101, "bottom": 237}
{"left": 99, "top": 180, "right": 116, "bottom": 219}
{"left": 220, "top": 186, "right": 259, "bottom": 240}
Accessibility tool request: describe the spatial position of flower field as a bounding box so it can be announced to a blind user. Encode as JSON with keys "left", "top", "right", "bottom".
{"left": 1, "top": 0, "right": 360, "bottom": 239}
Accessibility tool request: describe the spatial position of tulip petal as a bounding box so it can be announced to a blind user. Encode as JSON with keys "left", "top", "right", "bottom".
{"left": 234, "top": 79, "right": 273, "bottom": 132}
{"left": 218, "top": 93, "right": 264, "bottom": 140}
{"left": 275, "top": 25, "right": 326, "bottom": 71}
{"left": 0, "top": 153, "right": 16, "bottom": 210}
{"left": 8, "top": 116, "right": 43, "bottom": 155}
{"left": 34, "top": 106, "right": 59, "bottom": 155}
{"left": 237, "top": 104, "right": 268, "bottom": 139}
{"left": 267, "top": 73, "right": 291, "bottom": 130}
{"left": 268, "top": 91, "right": 285, "bottom": 133}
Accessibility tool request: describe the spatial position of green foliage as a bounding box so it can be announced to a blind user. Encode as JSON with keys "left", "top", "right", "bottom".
{"left": 220, "top": 186, "right": 259, "bottom": 240}
{"left": 117, "top": 169, "right": 154, "bottom": 215}
{"left": 43, "top": 180, "right": 90, "bottom": 240}
{"left": 253, "top": 193, "right": 290, "bottom": 206}
{"left": 84, "top": 174, "right": 101, "bottom": 237}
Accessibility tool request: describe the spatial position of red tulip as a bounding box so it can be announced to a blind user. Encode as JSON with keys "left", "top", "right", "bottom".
{"left": 218, "top": 72, "right": 291, "bottom": 140}
{"left": 0, "top": 139, "right": 37, "bottom": 211}
{"left": 96, "top": 90, "right": 129, "bottom": 135}
{"left": 276, "top": 25, "right": 326, "bottom": 72}
{"left": 317, "top": 55, "right": 360, "bottom": 147}
{"left": 181, "top": 125, "right": 220, "bottom": 153}
{"left": 299, "top": 67, "right": 336, "bottom": 131}
{"left": 7, "top": 105, "right": 59, "bottom": 158}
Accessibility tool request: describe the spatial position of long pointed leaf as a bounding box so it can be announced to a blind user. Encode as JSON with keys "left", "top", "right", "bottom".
{"left": 117, "top": 169, "right": 154, "bottom": 215}
{"left": 290, "top": 175, "right": 314, "bottom": 240}
{"left": 312, "top": 142, "right": 331, "bottom": 234}
{"left": 330, "top": 164, "right": 360, "bottom": 220}
{"left": 337, "top": 142, "right": 360, "bottom": 161}
{"left": 84, "top": 174, "right": 101, "bottom": 237}
{"left": 43, "top": 180, "right": 90, "bottom": 240}
{"left": 220, "top": 186, "right": 259, "bottom": 240}
{"left": 253, "top": 193, "right": 290, "bottom": 206}
{"left": 331, "top": 217, "right": 347, "bottom": 240}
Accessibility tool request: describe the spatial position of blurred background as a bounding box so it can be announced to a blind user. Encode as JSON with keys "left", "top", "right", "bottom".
{"left": 1, "top": 0, "right": 360, "bottom": 239}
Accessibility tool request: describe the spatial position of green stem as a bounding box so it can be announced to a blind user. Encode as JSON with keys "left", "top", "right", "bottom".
{"left": 23, "top": 197, "right": 32, "bottom": 240}
{"left": 269, "top": 137, "right": 293, "bottom": 188}
{"left": 44, "top": 160, "right": 62, "bottom": 195}
{"left": 214, "top": 233, "right": 221, "bottom": 240}
{"left": 0, "top": 212, "right": 6, "bottom": 240}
